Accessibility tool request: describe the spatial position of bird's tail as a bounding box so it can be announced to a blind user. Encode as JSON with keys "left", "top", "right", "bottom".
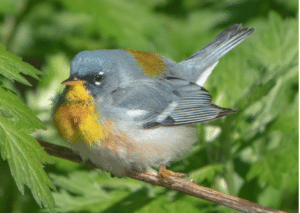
{"left": 179, "top": 24, "right": 255, "bottom": 86}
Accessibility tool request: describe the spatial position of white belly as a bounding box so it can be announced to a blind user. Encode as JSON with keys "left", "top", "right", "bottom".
{"left": 68, "top": 125, "right": 197, "bottom": 177}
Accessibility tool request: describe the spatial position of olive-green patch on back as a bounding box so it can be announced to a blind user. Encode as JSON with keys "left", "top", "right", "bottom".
{"left": 126, "top": 49, "right": 167, "bottom": 77}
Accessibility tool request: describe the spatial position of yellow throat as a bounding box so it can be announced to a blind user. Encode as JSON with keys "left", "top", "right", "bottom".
{"left": 53, "top": 80, "right": 107, "bottom": 146}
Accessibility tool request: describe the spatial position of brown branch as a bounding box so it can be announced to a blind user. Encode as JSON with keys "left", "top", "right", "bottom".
{"left": 38, "top": 140, "right": 286, "bottom": 213}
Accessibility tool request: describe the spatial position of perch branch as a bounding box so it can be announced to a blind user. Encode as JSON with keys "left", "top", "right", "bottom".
{"left": 38, "top": 140, "right": 286, "bottom": 213}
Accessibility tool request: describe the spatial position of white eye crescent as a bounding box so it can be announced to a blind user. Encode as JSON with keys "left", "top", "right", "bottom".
{"left": 94, "top": 71, "right": 104, "bottom": 85}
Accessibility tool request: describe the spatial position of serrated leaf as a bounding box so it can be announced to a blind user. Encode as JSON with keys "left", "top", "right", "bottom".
{"left": 0, "top": 45, "right": 56, "bottom": 212}
{"left": 51, "top": 170, "right": 147, "bottom": 212}
{"left": 246, "top": 135, "right": 297, "bottom": 189}
{"left": 51, "top": 169, "right": 145, "bottom": 193}
{"left": 235, "top": 75, "right": 276, "bottom": 110}
{"left": 0, "top": 87, "right": 45, "bottom": 129}
{"left": 246, "top": 90, "right": 298, "bottom": 188}
{"left": 268, "top": 94, "right": 298, "bottom": 134}
{"left": 249, "top": 11, "right": 298, "bottom": 70}
{"left": 51, "top": 171, "right": 110, "bottom": 197}
{"left": 52, "top": 189, "right": 114, "bottom": 213}
{"left": 0, "top": 115, "right": 56, "bottom": 212}
{"left": 234, "top": 57, "right": 297, "bottom": 147}
{"left": 60, "top": 0, "right": 163, "bottom": 50}
{"left": 139, "top": 194, "right": 207, "bottom": 213}
{"left": 0, "top": 44, "right": 41, "bottom": 86}
{"left": 246, "top": 65, "right": 297, "bottom": 136}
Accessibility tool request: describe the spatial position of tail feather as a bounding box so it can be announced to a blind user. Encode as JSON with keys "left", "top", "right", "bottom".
{"left": 179, "top": 24, "right": 254, "bottom": 85}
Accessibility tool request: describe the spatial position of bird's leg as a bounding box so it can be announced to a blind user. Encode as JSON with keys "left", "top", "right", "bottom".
{"left": 158, "top": 164, "right": 189, "bottom": 180}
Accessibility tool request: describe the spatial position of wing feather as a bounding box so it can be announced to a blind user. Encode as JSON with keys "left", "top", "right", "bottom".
{"left": 142, "top": 77, "right": 235, "bottom": 127}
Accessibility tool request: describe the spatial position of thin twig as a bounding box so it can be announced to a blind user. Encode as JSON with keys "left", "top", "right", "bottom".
{"left": 38, "top": 140, "right": 286, "bottom": 213}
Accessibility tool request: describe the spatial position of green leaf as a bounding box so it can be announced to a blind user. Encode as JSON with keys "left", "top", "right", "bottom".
{"left": 245, "top": 73, "right": 298, "bottom": 188}
{"left": 0, "top": 44, "right": 41, "bottom": 86}
{"left": 248, "top": 11, "right": 298, "bottom": 70}
{"left": 0, "top": 0, "right": 18, "bottom": 14}
{"left": 0, "top": 87, "right": 45, "bottom": 130}
{"left": 0, "top": 116, "right": 56, "bottom": 212}
{"left": 0, "top": 46, "right": 56, "bottom": 212}
{"left": 232, "top": 10, "right": 298, "bottom": 142}
{"left": 190, "top": 164, "right": 225, "bottom": 184}
{"left": 60, "top": 0, "right": 164, "bottom": 50}
{"left": 246, "top": 132, "right": 297, "bottom": 189}
{"left": 51, "top": 171, "right": 111, "bottom": 197}
{"left": 51, "top": 170, "right": 148, "bottom": 212}
{"left": 257, "top": 186, "right": 281, "bottom": 209}
{"left": 235, "top": 73, "right": 276, "bottom": 111}
{"left": 138, "top": 194, "right": 209, "bottom": 213}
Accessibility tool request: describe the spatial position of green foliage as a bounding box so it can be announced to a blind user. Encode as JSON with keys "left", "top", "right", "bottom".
{"left": 0, "top": 45, "right": 56, "bottom": 212}
{"left": 0, "top": 0, "right": 297, "bottom": 212}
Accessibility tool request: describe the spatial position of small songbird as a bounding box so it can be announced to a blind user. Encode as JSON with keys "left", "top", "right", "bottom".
{"left": 53, "top": 24, "right": 254, "bottom": 177}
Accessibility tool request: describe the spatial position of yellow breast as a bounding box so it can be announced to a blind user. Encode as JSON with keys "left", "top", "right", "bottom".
{"left": 53, "top": 84, "right": 108, "bottom": 146}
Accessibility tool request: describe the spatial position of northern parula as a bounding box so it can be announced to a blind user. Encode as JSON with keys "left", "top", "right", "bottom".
{"left": 53, "top": 24, "right": 254, "bottom": 177}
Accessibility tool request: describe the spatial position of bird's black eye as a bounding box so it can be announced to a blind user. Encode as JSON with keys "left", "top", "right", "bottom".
{"left": 94, "top": 72, "right": 104, "bottom": 85}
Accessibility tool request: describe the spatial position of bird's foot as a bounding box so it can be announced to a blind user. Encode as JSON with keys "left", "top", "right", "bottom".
{"left": 158, "top": 164, "right": 190, "bottom": 182}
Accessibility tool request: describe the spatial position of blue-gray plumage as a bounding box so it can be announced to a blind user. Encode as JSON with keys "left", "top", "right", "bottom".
{"left": 63, "top": 24, "right": 254, "bottom": 129}
{"left": 54, "top": 24, "right": 254, "bottom": 177}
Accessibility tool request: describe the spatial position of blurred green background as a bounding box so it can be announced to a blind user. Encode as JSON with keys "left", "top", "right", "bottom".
{"left": 0, "top": 0, "right": 298, "bottom": 212}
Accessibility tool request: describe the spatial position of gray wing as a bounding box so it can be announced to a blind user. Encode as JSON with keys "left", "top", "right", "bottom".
{"left": 109, "top": 79, "right": 180, "bottom": 125}
{"left": 144, "top": 77, "right": 234, "bottom": 128}
{"left": 109, "top": 78, "right": 234, "bottom": 129}
{"left": 179, "top": 24, "right": 254, "bottom": 84}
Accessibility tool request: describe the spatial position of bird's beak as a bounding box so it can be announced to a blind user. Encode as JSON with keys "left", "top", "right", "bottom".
{"left": 61, "top": 77, "right": 86, "bottom": 86}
